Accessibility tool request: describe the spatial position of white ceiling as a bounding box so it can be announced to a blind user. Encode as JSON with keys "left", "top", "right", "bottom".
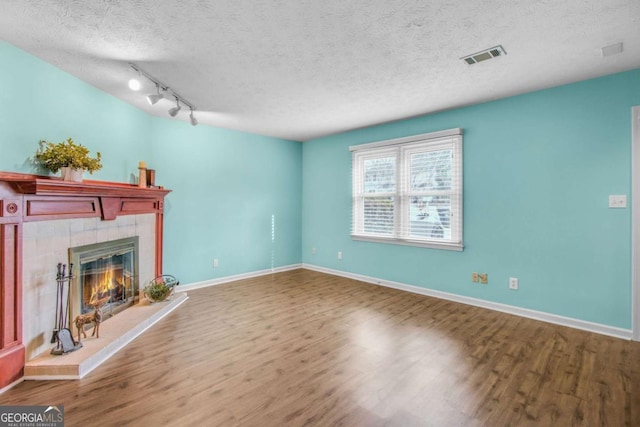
{"left": 1, "top": 1, "right": 638, "bottom": 141}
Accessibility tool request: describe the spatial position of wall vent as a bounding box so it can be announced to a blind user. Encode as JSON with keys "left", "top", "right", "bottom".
{"left": 461, "top": 45, "right": 507, "bottom": 65}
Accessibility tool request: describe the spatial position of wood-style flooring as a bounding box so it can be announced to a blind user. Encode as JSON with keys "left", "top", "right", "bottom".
{"left": 2, "top": 269, "right": 639, "bottom": 426}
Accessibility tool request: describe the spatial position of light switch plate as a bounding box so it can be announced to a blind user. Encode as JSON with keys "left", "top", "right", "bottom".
{"left": 608, "top": 195, "right": 627, "bottom": 208}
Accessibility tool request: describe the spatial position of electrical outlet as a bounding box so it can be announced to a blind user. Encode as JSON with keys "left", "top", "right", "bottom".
{"left": 509, "top": 277, "right": 519, "bottom": 290}
{"left": 472, "top": 272, "right": 479, "bottom": 283}
{"left": 312, "top": 247, "right": 317, "bottom": 255}
{"left": 479, "top": 273, "right": 488, "bottom": 284}
{"left": 338, "top": 251, "right": 343, "bottom": 260}
{"left": 608, "top": 195, "right": 627, "bottom": 208}
{"left": 213, "top": 258, "right": 219, "bottom": 268}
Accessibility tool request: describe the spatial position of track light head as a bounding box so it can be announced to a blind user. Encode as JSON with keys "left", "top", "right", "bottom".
{"left": 168, "top": 98, "right": 181, "bottom": 117}
{"left": 147, "top": 84, "right": 164, "bottom": 105}
{"left": 147, "top": 93, "right": 163, "bottom": 105}
{"left": 190, "top": 109, "right": 198, "bottom": 126}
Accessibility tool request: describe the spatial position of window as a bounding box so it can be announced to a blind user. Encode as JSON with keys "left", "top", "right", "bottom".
{"left": 351, "top": 128, "right": 463, "bottom": 251}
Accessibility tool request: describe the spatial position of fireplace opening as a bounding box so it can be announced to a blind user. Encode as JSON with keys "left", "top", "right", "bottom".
{"left": 69, "top": 237, "right": 139, "bottom": 324}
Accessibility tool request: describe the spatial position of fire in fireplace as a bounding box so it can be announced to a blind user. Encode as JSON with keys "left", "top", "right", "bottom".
{"left": 69, "top": 237, "right": 139, "bottom": 324}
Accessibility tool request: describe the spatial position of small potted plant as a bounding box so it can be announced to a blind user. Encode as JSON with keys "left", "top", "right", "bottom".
{"left": 35, "top": 138, "right": 102, "bottom": 182}
{"left": 144, "top": 275, "right": 179, "bottom": 303}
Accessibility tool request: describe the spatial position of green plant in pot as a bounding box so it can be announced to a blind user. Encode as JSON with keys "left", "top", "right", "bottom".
{"left": 144, "top": 275, "right": 179, "bottom": 303}
{"left": 35, "top": 138, "right": 102, "bottom": 182}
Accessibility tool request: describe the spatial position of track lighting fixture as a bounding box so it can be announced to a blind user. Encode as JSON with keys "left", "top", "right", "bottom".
{"left": 128, "top": 63, "right": 198, "bottom": 126}
{"left": 147, "top": 83, "right": 164, "bottom": 105}
{"left": 168, "top": 97, "right": 182, "bottom": 117}
{"left": 189, "top": 108, "right": 198, "bottom": 126}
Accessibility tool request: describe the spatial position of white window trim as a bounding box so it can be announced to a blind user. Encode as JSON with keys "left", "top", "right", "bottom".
{"left": 349, "top": 128, "right": 462, "bottom": 152}
{"left": 351, "top": 128, "right": 464, "bottom": 251}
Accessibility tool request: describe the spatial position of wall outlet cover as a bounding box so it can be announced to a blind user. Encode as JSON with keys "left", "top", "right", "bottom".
{"left": 608, "top": 195, "right": 627, "bottom": 208}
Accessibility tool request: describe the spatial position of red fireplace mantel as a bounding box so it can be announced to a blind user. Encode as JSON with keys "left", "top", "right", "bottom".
{"left": 0, "top": 172, "right": 171, "bottom": 389}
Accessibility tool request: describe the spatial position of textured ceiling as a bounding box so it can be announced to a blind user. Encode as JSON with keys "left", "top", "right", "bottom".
{"left": 0, "top": 0, "right": 638, "bottom": 141}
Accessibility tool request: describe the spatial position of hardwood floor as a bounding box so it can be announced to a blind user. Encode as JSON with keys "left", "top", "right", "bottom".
{"left": 2, "top": 269, "right": 639, "bottom": 426}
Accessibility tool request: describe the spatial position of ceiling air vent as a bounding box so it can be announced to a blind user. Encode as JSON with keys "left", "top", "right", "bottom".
{"left": 601, "top": 42, "right": 623, "bottom": 57}
{"left": 461, "top": 45, "right": 507, "bottom": 65}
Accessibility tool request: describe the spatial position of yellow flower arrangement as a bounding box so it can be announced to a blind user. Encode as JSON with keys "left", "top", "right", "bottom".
{"left": 35, "top": 138, "right": 102, "bottom": 174}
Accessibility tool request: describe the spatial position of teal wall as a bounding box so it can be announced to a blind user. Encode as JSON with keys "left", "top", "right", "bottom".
{"left": 302, "top": 69, "right": 640, "bottom": 329}
{"left": 149, "top": 119, "right": 302, "bottom": 284}
{"left": 0, "top": 41, "right": 150, "bottom": 179}
{"left": 0, "top": 41, "right": 302, "bottom": 284}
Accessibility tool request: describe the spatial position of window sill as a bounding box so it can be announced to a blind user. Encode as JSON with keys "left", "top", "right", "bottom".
{"left": 351, "top": 235, "right": 464, "bottom": 251}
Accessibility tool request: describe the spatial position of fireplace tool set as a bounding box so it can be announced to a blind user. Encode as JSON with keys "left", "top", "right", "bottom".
{"left": 51, "top": 262, "right": 83, "bottom": 355}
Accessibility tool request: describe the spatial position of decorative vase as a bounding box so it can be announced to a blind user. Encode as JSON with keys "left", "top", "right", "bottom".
{"left": 60, "top": 167, "right": 83, "bottom": 182}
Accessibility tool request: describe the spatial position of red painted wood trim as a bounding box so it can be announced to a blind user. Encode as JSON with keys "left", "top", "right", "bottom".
{"left": 0, "top": 222, "right": 23, "bottom": 388}
{"left": 1, "top": 224, "right": 19, "bottom": 346}
{"left": 100, "top": 197, "right": 121, "bottom": 221}
{"left": 0, "top": 344, "right": 25, "bottom": 386}
{"left": 155, "top": 211, "right": 164, "bottom": 277}
{"left": 121, "top": 199, "right": 158, "bottom": 214}
{"left": 0, "top": 172, "right": 170, "bottom": 199}
{"left": 26, "top": 197, "right": 99, "bottom": 218}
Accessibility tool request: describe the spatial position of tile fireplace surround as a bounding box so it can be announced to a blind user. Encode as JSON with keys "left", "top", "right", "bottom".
{"left": 23, "top": 215, "right": 155, "bottom": 360}
{"left": 0, "top": 172, "right": 171, "bottom": 390}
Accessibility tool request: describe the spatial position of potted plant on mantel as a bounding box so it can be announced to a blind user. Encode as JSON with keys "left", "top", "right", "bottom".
{"left": 35, "top": 138, "right": 102, "bottom": 182}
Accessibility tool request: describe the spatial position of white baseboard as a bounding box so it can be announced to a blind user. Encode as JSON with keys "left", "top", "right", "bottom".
{"left": 302, "top": 263, "right": 633, "bottom": 340}
{"left": 177, "top": 264, "right": 303, "bottom": 292}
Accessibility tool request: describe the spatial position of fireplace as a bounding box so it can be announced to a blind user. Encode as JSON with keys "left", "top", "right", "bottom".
{"left": 0, "top": 172, "right": 170, "bottom": 388}
{"left": 69, "top": 237, "right": 140, "bottom": 323}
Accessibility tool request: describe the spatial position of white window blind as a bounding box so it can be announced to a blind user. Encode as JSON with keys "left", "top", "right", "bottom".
{"left": 351, "top": 129, "right": 463, "bottom": 251}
